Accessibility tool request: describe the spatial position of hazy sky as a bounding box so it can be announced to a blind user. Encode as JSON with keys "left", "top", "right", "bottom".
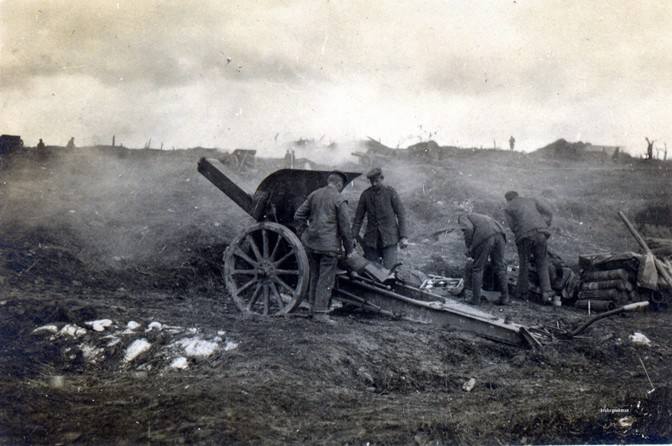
{"left": 1, "top": 0, "right": 671, "bottom": 154}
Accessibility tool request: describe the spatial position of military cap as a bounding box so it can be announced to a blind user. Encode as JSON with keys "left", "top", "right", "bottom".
{"left": 328, "top": 170, "right": 348, "bottom": 184}
{"left": 504, "top": 190, "right": 519, "bottom": 201}
{"left": 366, "top": 167, "right": 383, "bottom": 179}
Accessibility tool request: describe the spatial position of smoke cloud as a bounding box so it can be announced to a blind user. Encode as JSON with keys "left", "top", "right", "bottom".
{"left": 2, "top": 0, "right": 672, "bottom": 153}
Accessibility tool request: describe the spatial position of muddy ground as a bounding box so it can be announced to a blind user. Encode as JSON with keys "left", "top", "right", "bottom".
{"left": 1, "top": 146, "right": 671, "bottom": 445}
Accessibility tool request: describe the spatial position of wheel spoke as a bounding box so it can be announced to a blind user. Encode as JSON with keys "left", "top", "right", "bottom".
{"left": 233, "top": 249, "right": 258, "bottom": 267}
{"left": 246, "top": 284, "right": 262, "bottom": 312}
{"left": 262, "top": 285, "right": 270, "bottom": 315}
{"left": 275, "top": 269, "right": 300, "bottom": 275}
{"left": 232, "top": 269, "right": 256, "bottom": 275}
{"left": 262, "top": 229, "right": 269, "bottom": 259}
{"left": 273, "top": 276, "right": 295, "bottom": 295}
{"left": 236, "top": 278, "right": 257, "bottom": 295}
{"left": 268, "top": 281, "right": 285, "bottom": 309}
{"left": 274, "top": 249, "right": 296, "bottom": 266}
{"left": 245, "top": 235, "right": 263, "bottom": 261}
{"left": 269, "top": 234, "right": 282, "bottom": 260}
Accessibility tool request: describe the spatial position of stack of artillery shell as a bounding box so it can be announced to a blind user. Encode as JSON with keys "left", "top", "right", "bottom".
{"left": 576, "top": 268, "right": 638, "bottom": 311}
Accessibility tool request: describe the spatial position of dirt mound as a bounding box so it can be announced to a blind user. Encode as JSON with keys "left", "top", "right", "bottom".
{"left": 532, "top": 138, "right": 626, "bottom": 162}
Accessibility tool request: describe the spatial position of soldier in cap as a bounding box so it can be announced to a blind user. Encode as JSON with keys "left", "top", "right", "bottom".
{"left": 352, "top": 167, "right": 408, "bottom": 270}
{"left": 458, "top": 212, "right": 509, "bottom": 305}
{"left": 294, "top": 171, "right": 354, "bottom": 324}
{"left": 504, "top": 191, "right": 559, "bottom": 306}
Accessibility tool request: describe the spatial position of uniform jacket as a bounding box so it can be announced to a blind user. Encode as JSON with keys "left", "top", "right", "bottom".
{"left": 352, "top": 185, "right": 407, "bottom": 248}
{"left": 504, "top": 196, "right": 553, "bottom": 242}
{"left": 459, "top": 213, "right": 506, "bottom": 256}
{"left": 294, "top": 185, "right": 354, "bottom": 254}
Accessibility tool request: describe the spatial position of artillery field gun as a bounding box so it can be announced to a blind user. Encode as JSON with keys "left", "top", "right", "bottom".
{"left": 198, "top": 158, "right": 541, "bottom": 348}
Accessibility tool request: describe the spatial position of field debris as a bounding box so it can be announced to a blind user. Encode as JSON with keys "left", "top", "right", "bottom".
{"left": 174, "top": 336, "right": 221, "bottom": 357}
{"left": 170, "top": 357, "right": 189, "bottom": 370}
{"left": 124, "top": 338, "right": 152, "bottom": 362}
{"left": 146, "top": 321, "right": 163, "bottom": 331}
{"left": 618, "top": 416, "right": 636, "bottom": 429}
{"left": 85, "top": 319, "right": 112, "bottom": 332}
{"left": 80, "top": 343, "right": 104, "bottom": 362}
{"left": 629, "top": 332, "right": 652, "bottom": 346}
{"left": 223, "top": 340, "right": 239, "bottom": 351}
{"left": 32, "top": 324, "right": 58, "bottom": 334}
{"left": 126, "top": 321, "right": 141, "bottom": 331}
{"left": 59, "top": 324, "right": 87, "bottom": 338}
{"left": 462, "top": 377, "right": 477, "bottom": 392}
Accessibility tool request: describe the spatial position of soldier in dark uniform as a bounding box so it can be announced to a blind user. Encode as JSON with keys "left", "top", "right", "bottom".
{"left": 504, "top": 191, "right": 559, "bottom": 306}
{"left": 459, "top": 212, "right": 509, "bottom": 305}
{"left": 294, "top": 171, "right": 354, "bottom": 323}
{"left": 352, "top": 167, "right": 408, "bottom": 270}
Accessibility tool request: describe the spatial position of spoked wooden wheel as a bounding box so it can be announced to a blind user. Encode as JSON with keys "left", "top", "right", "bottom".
{"left": 223, "top": 222, "right": 309, "bottom": 315}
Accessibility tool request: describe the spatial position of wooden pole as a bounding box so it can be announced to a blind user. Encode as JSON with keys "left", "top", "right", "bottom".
{"left": 618, "top": 211, "right": 672, "bottom": 288}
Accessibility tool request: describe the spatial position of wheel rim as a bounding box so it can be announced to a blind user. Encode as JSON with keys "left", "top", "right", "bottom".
{"left": 223, "top": 222, "right": 309, "bottom": 315}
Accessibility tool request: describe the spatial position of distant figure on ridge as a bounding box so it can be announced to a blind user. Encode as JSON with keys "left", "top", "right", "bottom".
{"left": 645, "top": 137, "right": 655, "bottom": 160}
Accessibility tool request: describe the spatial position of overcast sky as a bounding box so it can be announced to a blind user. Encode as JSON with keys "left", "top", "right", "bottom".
{"left": 1, "top": 0, "right": 671, "bottom": 154}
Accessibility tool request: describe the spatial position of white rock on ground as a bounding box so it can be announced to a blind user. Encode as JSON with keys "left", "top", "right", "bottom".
{"left": 80, "top": 343, "right": 104, "bottom": 362}
{"left": 224, "top": 340, "right": 239, "bottom": 351}
{"left": 124, "top": 338, "right": 152, "bottom": 362}
{"left": 462, "top": 378, "right": 477, "bottom": 392}
{"left": 170, "top": 357, "right": 189, "bottom": 370}
{"left": 146, "top": 321, "right": 163, "bottom": 332}
{"left": 32, "top": 324, "right": 59, "bottom": 334}
{"left": 59, "top": 324, "right": 87, "bottom": 337}
{"left": 629, "top": 332, "right": 652, "bottom": 346}
{"left": 126, "top": 321, "right": 141, "bottom": 330}
{"left": 175, "top": 337, "right": 219, "bottom": 357}
{"left": 85, "top": 319, "right": 113, "bottom": 332}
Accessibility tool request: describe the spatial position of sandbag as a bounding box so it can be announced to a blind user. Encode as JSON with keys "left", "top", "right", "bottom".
{"left": 581, "top": 279, "right": 633, "bottom": 291}
{"left": 578, "top": 288, "right": 629, "bottom": 301}
{"left": 582, "top": 269, "right": 631, "bottom": 282}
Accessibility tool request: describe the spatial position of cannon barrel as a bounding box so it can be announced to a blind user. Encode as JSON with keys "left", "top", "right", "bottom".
{"left": 198, "top": 157, "right": 256, "bottom": 217}
{"left": 199, "top": 157, "right": 361, "bottom": 225}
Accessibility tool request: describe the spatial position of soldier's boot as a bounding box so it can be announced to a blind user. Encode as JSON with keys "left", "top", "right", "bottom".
{"left": 468, "top": 291, "right": 481, "bottom": 306}
{"left": 313, "top": 313, "right": 337, "bottom": 325}
{"left": 497, "top": 294, "right": 511, "bottom": 305}
{"left": 552, "top": 294, "right": 562, "bottom": 307}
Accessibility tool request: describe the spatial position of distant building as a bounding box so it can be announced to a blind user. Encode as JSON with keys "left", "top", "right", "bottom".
{"left": 0, "top": 134, "right": 24, "bottom": 155}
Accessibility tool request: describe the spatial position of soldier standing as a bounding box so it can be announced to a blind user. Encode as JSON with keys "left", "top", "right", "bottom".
{"left": 645, "top": 137, "right": 655, "bottom": 160}
{"left": 459, "top": 212, "right": 509, "bottom": 306}
{"left": 294, "top": 171, "right": 354, "bottom": 324}
{"left": 352, "top": 167, "right": 408, "bottom": 270}
{"left": 504, "top": 191, "right": 559, "bottom": 306}
{"left": 509, "top": 135, "right": 516, "bottom": 151}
